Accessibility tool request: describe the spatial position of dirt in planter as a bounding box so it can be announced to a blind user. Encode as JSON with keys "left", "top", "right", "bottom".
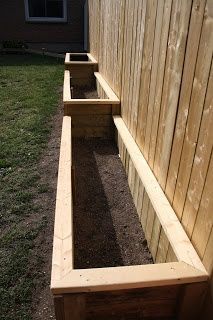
{"left": 70, "top": 55, "right": 88, "bottom": 61}
{"left": 73, "top": 138, "right": 153, "bottom": 269}
{"left": 72, "top": 85, "right": 99, "bottom": 99}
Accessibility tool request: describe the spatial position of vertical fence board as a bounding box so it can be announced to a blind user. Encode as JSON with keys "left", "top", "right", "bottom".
{"left": 182, "top": 62, "right": 213, "bottom": 237}
{"left": 156, "top": 229, "right": 170, "bottom": 263}
{"left": 143, "top": 0, "right": 165, "bottom": 160}
{"left": 148, "top": 0, "right": 172, "bottom": 169}
{"left": 153, "top": 0, "right": 192, "bottom": 188}
{"left": 191, "top": 154, "right": 213, "bottom": 258}
{"left": 172, "top": 0, "right": 213, "bottom": 220}
{"left": 149, "top": 216, "right": 161, "bottom": 262}
{"left": 136, "top": 0, "right": 157, "bottom": 149}
{"left": 165, "top": 0, "right": 207, "bottom": 203}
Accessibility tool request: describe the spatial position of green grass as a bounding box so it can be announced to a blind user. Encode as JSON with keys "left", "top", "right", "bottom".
{"left": 0, "top": 54, "right": 63, "bottom": 319}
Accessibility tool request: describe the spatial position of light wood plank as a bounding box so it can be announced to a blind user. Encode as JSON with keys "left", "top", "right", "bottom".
{"left": 143, "top": 0, "right": 165, "bottom": 160}
{"left": 136, "top": 0, "right": 158, "bottom": 148}
{"left": 165, "top": 0, "right": 207, "bottom": 203}
{"left": 181, "top": 62, "right": 213, "bottom": 237}
{"left": 145, "top": 203, "right": 155, "bottom": 247}
{"left": 202, "top": 227, "right": 213, "bottom": 274}
{"left": 114, "top": 116, "right": 206, "bottom": 272}
{"left": 94, "top": 72, "right": 120, "bottom": 102}
{"left": 173, "top": 0, "right": 213, "bottom": 219}
{"left": 148, "top": 0, "right": 172, "bottom": 168}
{"left": 191, "top": 154, "right": 213, "bottom": 258}
{"left": 63, "top": 70, "right": 71, "bottom": 102}
{"left": 51, "top": 116, "right": 73, "bottom": 286}
{"left": 156, "top": 229, "right": 170, "bottom": 263}
{"left": 149, "top": 217, "right": 161, "bottom": 261}
{"left": 52, "top": 262, "right": 207, "bottom": 294}
{"left": 154, "top": 0, "right": 192, "bottom": 188}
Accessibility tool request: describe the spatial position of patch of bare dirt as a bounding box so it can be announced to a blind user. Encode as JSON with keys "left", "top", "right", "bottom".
{"left": 31, "top": 95, "right": 63, "bottom": 320}
{"left": 72, "top": 85, "right": 99, "bottom": 99}
{"left": 73, "top": 138, "right": 153, "bottom": 269}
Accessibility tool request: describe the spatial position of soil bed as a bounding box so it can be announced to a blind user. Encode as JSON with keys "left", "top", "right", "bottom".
{"left": 72, "top": 85, "right": 99, "bottom": 99}
{"left": 70, "top": 55, "right": 89, "bottom": 61}
{"left": 73, "top": 138, "right": 153, "bottom": 269}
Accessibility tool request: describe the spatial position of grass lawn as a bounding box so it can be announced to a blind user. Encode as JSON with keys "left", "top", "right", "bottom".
{"left": 0, "top": 54, "right": 63, "bottom": 320}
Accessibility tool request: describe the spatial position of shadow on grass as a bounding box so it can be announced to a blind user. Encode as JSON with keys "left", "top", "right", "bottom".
{"left": 0, "top": 53, "right": 64, "bottom": 66}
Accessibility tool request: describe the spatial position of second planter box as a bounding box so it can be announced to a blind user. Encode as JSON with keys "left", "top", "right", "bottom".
{"left": 63, "top": 68, "right": 120, "bottom": 138}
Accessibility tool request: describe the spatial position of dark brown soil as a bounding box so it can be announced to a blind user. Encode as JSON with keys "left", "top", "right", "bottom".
{"left": 72, "top": 85, "right": 99, "bottom": 99}
{"left": 73, "top": 138, "right": 153, "bottom": 269}
{"left": 70, "top": 55, "right": 88, "bottom": 61}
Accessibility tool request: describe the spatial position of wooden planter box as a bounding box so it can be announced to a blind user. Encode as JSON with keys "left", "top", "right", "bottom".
{"left": 51, "top": 115, "right": 208, "bottom": 320}
{"left": 63, "top": 70, "right": 120, "bottom": 138}
{"left": 65, "top": 53, "right": 98, "bottom": 86}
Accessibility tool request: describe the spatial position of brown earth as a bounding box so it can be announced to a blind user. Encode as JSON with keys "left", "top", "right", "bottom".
{"left": 72, "top": 85, "right": 99, "bottom": 99}
{"left": 73, "top": 138, "right": 153, "bottom": 269}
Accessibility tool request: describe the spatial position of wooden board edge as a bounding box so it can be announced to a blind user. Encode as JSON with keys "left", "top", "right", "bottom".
{"left": 65, "top": 53, "right": 70, "bottom": 64}
{"left": 94, "top": 72, "right": 120, "bottom": 102}
{"left": 64, "top": 99, "right": 120, "bottom": 105}
{"left": 63, "top": 70, "right": 71, "bottom": 102}
{"left": 87, "top": 53, "right": 98, "bottom": 63}
{"left": 113, "top": 116, "right": 207, "bottom": 274}
{"left": 51, "top": 116, "right": 73, "bottom": 286}
{"left": 51, "top": 261, "right": 208, "bottom": 295}
{"left": 65, "top": 61, "right": 98, "bottom": 66}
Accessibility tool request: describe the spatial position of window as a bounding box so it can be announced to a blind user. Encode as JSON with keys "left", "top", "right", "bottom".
{"left": 24, "top": 0, "right": 67, "bottom": 22}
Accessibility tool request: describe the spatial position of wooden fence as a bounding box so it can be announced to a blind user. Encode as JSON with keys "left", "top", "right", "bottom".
{"left": 88, "top": 0, "right": 213, "bottom": 317}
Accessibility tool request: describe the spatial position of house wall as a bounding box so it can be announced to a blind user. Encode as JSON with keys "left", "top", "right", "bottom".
{"left": 0, "top": 0, "right": 86, "bottom": 51}
{"left": 88, "top": 0, "right": 213, "bottom": 318}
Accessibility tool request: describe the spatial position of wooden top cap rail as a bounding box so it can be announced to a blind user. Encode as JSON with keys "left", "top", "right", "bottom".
{"left": 63, "top": 70, "right": 120, "bottom": 104}
{"left": 94, "top": 72, "right": 120, "bottom": 103}
{"left": 51, "top": 116, "right": 73, "bottom": 284}
{"left": 51, "top": 261, "right": 208, "bottom": 294}
{"left": 113, "top": 115, "right": 207, "bottom": 274}
{"left": 87, "top": 53, "right": 98, "bottom": 63}
{"left": 63, "top": 70, "right": 71, "bottom": 102}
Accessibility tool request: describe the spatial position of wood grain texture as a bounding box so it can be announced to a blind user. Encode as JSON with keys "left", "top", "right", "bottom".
{"left": 177, "top": 282, "right": 208, "bottom": 320}
{"left": 51, "top": 116, "right": 73, "bottom": 286}
{"left": 54, "top": 295, "right": 65, "bottom": 320}
{"left": 172, "top": 0, "right": 213, "bottom": 221}
{"left": 52, "top": 262, "right": 207, "bottom": 295}
{"left": 153, "top": 0, "right": 192, "bottom": 188}
{"left": 88, "top": 0, "right": 213, "bottom": 283}
{"left": 165, "top": 0, "right": 207, "bottom": 203}
{"left": 182, "top": 62, "right": 213, "bottom": 238}
{"left": 114, "top": 116, "right": 206, "bottom": 272}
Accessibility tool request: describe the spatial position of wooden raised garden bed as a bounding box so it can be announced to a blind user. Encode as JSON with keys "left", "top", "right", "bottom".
{"left": 65, "top": 53, "right": 98, "bottom": 86}
{"left": 63, "top": 69, "right": 120, "bottom": 138}
{"left": 51, "top": 116, "right": 208, "bottom": 320}
{"left": 51, "top": 54, "right": 209, "bottom": 319}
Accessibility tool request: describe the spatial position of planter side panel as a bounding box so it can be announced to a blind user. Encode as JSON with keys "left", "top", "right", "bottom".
{"left": 97, "top": 79, "right": 108, "bottom": 99}
{"left": 64, "top": 104, "right": 114, "bottom": 138}
{"left": 54, "top": 283, "right": 207, "bottom": 320}
{"left": 66, "top": 64, "right": 97, "bottom": 86}
{"left": 116, "top": 130, "right": 177, "bottom": 264}
{"left": 60, "top": 285, "right": 182, "bottom": 320}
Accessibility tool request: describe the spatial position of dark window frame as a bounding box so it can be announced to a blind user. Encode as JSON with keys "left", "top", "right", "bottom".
{"left": 24, "top": 0, "right": 67, "bottom": 23}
